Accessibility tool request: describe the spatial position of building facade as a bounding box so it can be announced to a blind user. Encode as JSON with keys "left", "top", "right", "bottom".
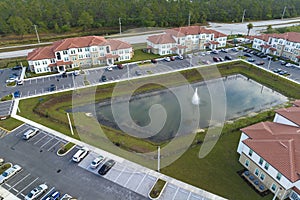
{"left": 237, "top": 103, "right": 300, "bottom": 200}
{"left": 146, "top": 26, "right": 227, "bottom": 56}
{"left": 27, "top": 36, "right": 133, "bottom": 74}
{"left": 251, "top": 32, "right": 300, "bottom": 64}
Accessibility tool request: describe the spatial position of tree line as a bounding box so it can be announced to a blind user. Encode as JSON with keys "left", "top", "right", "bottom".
{"left": 0, "top": 0, "right": 299, "bottom": 36}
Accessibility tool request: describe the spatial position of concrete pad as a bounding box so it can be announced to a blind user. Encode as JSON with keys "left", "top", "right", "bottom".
{"left": 126, "top": 172, "right": 146, "bottom": 191}
{"left": 173, "top": 188, "right": 190, "bottom": 200}
{"left": 160, "top": 183, "right": 177, "bottom": 200}
{"left": 189, "top": 193, "right": 206, "bottom": 200}
{"left": 0, "top": 186, "right": 20, "bottom": 200}
{"left": 115, "top": 166, "right": 135, "bottom": 186}
{"left": 135, "top": 174, "right": 156, "bottom": 197}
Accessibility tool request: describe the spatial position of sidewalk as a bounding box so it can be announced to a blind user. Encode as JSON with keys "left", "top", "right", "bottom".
{"left": 0, "top": 186, "right": 20, "bottom": 200}
{"left": 11, "top": 99, "right": 226, "bottom": 200}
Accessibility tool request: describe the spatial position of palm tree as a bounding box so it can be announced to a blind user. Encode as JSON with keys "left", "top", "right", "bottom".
{"left": 247, "top": 23, "right": 253, "bottom": 36}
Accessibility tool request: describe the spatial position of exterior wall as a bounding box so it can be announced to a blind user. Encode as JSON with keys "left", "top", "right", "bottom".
{"left": 215, "top": 37, "right": 227, "bottom": 47}
{"left": 273, "top": 113, "right": 299, "bottom": 127}
{"left": 239, "top": 153, "right": 292, "bottom": 200}
{"left": 236, "top": 132, "right": 249, "bottom": 154}
{"left": 31, "top": 59, "right": 52, "bottom": 74}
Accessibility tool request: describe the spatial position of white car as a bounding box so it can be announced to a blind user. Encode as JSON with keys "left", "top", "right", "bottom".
{"left": 73, "top": 70, "right": 80, "bottom": 76}
{"left": 164, "top": 57, "right": 171, "bottom": 62}
{"left": 72, "top": 147, "right": 89, "bottom": 162}
{"left": 106, "top": 66, "right": 113, "bottom": 71}
{"left": 0, "top": 165, "right": 22, "bottom": 184}
{"left": 177, "top": 55, "right": 183, "bottom": 60}
{"left": 22, "top": 128, "right": 39, "bottom": 140}
{"left": 6, "top": 77, "right": 18, "bottom": 83}
{"left": 60, "top": 194, "right": 73, "bottom": 200}
{"left": 24, "top": 184, "right": 48, "bottom": 200}
{"left": 90, "top": 156, "right": 105, "bottom": 169}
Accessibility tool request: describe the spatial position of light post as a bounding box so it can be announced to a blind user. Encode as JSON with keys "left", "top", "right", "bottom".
{"left": 157, "top": 146, "right": 160, "bottom": 172}
{"left": 33, "top": 24, "right": 40, "bottom": 44}
{"left": 127, "top": 63, "right": 129, "bottom": 79}
{"left": 119, "top": 18, "right": 122, "bottom": 35}
{"left": 267, "top": 56, "right": 272, "bottom": 70}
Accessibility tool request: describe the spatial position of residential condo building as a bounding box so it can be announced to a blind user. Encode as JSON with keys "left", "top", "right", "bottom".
{"left": 146, "top": 26, "right": 227, "bottom": 56}
{"left": 27, "top": 36, "right": 133, "bottom": 74}
{"left": 237, "top": 101, "right": 300, "bottom": 200}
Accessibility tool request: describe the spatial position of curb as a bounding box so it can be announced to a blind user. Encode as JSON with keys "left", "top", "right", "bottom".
{"left": 56, "top": 143, "right": 76, "bottom": 157}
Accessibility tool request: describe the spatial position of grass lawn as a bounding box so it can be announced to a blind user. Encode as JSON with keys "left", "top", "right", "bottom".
{"left": 17, "top": 60, "right": 300, "bottom": 200}
{"left": 0, "top": 163, "right": 12, "bottom": 174}
{"left": 0, "top": 117, "right": 23, "bottom": 131}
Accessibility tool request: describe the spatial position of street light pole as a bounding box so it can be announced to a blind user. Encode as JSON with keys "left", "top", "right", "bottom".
{"left": 119, "top": 18, "right": 122, "bottom": 35}
{"left": 242, "top": 9, "right": 246, "bottom": 23}
{"left": 33, "top": 24, "right": 40, "bottom": 44}
{"left": 268, "top": 57, "right": 272, "bottom": 70}
{"left": 127, "top": 63, "right": 129, "bottom": 79}
{"left": 281, "top": 6, "right": 287, "bottom": 20}
{"left": 157, "top": 146, "right": 160, "bottom": 172}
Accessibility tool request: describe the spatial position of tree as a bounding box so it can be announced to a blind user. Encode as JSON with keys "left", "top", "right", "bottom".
{"left": 247, "top": 23, "right": 253, "bottom": 36}
{"left": 77, "top": 11, "right": 94, "bottom": 30}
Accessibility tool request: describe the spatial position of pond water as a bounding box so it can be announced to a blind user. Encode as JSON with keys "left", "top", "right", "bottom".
{"left": 71, "top": 74, "right": 287, "bottom": 143}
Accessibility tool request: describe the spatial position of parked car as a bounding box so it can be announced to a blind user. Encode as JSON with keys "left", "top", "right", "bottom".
{"left": 285, "top": 63, "right": 293, "bottom": 68}
{"left": 6, "top": 76, "right": 18, "bottom": 83}
{"left": 49, "top": 84, "right": 56, "bottom": 92}
{"left": 23, "top": 128, "right": 39, "bottom": 140}
{"left": 231, "top": 48, "right": 238, "bottom": 52}
{"left": 218, "top": 57, "right": 224, "bottom": 62}
{"left": 101, "top": 75, "right": 107, "bottom": 82}
{"left": 224, "top": 55, "right": 232, "bottom": 60}
{"left": 247, "top": 58, "right": 255, "bottom": 62}
{"left": 61, "top": 72, "right": 67, "bottom": 78}
{"left": 150, "top": 59, "right": 157, "bottom": 64}
{"left": 256, "top": 61, "right": 265, "bottom": 65}
{"left": 273, "top": 68, "right": 282, "bottom": 73}
{"left": 90, "top": 156, "right": 105, "bottom": 169}
{"left": 177, "top": 55, "right": 183, "bottom": 60}
{"left": 0, "top": 165, "right": 22, "bottom": 184}
{"left": 72, "top": 147, "right": 89, "bottom": 162}
{"left": 164, "top": 57, "right": 171, "bottom": 62}
{"left": 211, "top": 49, "right": 219, "bottom": 54}
{"left": 17, "top": 79, "right": 24, "bottom": 85}
{"left": 13, "top": 90, "right": 20, "bottom": 98}
{"left": 106, "top": 66, "right": 113, "bottom": 71}
{"left": 60, "top": 194, "right": 73, "bottom": 200}
{"left": 98, "top": 159, "right": 116, "bottom": 175}
{"left": 135, "top": 70, "right": 142, "bottom": 76}
{"left": 45, "top": 190, "right": 60, "bottom": 200}
{"left": 279, "top": 70, "right": 290, "bottom": 76}
{"left": 24, "top": 184, "right": 48, "bottom": 200}
{"left": 0, "top": 158, "right": 4, "bottom": 166}
{"left": 117, "top": 64, "right": 124, "bottom": 69}
{"left": 220, "top": 48, "right": 228, "bottom": 53}
{"left": 244, "top": 53, "right": 252, "bottom": 57}
{"left": 170, "top": 56, "right": 175, "bottom": 61}
{"left": 213, "top": 57, "right": 219, "bottom": 62}
{"left": 73, "top": 70, "right": 80, "bottom": 76}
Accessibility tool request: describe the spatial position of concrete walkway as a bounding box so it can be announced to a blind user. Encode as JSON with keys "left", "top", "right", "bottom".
{"left": 0, "top": 186, "right": 20, "bottom": 200}
{"left": 10, "top": 99, "right": 226, "bottom": 200}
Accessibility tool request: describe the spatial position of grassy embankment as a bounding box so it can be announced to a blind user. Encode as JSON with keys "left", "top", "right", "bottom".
{"left": 17, "top": 60, "right": 300, "bottom": 200}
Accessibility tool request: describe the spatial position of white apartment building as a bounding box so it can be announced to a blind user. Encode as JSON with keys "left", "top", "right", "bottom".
{"left": 27, "top": 36, "right": 133, "bottom": 74}
{"left": 251, "top": 32, "right": 300, "bottom": 64}
{"left": 237, "top": 103, "right": 300, "bottom": 200}
{"left": 146, "top": 26, "right": 227, "bottom": 56}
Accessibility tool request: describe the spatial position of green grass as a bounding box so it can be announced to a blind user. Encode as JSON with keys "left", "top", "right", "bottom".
{"left": 149, "top": 179, "right": 166, "bottom": 198}
{"left": 1, "top": 94, "right": 13, "bottom": 101}
{"left": 0, "top": 57, "right": 27, "bottom": 69}
{"left": 17, "top": 60, "right": 300, "bottom": 200}
{"left": 0, "top": 163, "right": 12, "bottom": 174}
{"left": 0, "top": 117, "right": 23, "bottom": 131}
{"left": 6, "top": 81, "right": 16, "bottom": 87}
{"left": 58, "top": 142, "right": 75, "bottom": 155}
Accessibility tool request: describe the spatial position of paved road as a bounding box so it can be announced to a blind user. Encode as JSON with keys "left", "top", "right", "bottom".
{"left": 209, "top": 17, "right": 300, "bottom": 35}
{"left": 0, "top": 124, "right": 146, "bottom": 200}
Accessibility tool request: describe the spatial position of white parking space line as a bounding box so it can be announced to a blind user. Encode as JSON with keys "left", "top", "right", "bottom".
{"left": 172, "top": 187, "right": 180, "bottom": 200}
{"left": 40, "top": 137, "right": 54, "bottom": 148}
{"left": 16, "top": 177, "right": 39, "bottom": 196}
{"left": 47, "top": 140, "right": 61, "bottom": 151}
{"left": 135, "top": 173, "right": 148, "bottom": 192}
{"left": 8, "top": 173, "right": 31, "bottom": 190}
{"left": 124, "top": 168, "right": 136, "bottom": 187}
{"left": 113, "top": 166, "right": 126, "bottom": 182}
{"left": 4, "top": 183, "right": 11, "bottom": 188}
{"left": 34, "top": 134, "right": 48, "bottom": 145}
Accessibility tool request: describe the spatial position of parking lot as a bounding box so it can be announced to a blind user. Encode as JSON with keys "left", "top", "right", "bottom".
{"left": 78, "top": 151, "right": 210, "bottom": 200}
{"left": 0, "top": 100, "right": 14, "bottom": 117}
{"left": 0, "top": 124, "right": 146, "bottom": 200}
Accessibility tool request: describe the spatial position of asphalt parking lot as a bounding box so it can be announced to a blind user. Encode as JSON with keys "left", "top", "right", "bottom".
{"left": 0, "top": 124, "right": 146, "bottom": 200}
{"left": 0, "top": 100, "right": 13, "bottom": 117}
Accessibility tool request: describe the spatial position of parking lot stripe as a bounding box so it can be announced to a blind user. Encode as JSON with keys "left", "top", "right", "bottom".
{"left": 40, "top": 137, "right": 54, "bottom": 148}
{"left": 16, "top": 177, "right": 39, "bottom": 196}
{"left": 135, "top": 173, "right": 148, "bottom": 192}
{"left": 113, "top": 166, "right": 126, "bottom": 182}
{"left": 4, "top": 183, "right": 11, "bottom": 188}
{"left": 124, "top": 168, "right": 136, "bottom": 187}
{"left": 40, "top": 187, "right": 55, "bottom": 200}
{"left": 47, "top": 140, "right": 61, "bottom": 151}
{"left": 34, "top": 134, "right": 48, "bottom": 145}
{"left": 8, "top": 173, "right": 31, "bottom": 190}
{"left": 171, "top": 186, "right": 180, "bottom": 200}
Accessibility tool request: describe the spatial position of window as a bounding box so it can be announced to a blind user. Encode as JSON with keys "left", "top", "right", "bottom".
{"left": 106, "top": 46, "right": 110, "bottom": 53}
{"left": 70, "top": 50, "right": 76, "bottom": 54}
{"left": 63, "top": 50, "right": 68, "bottom": 55}
{"left": 254, "top": 168, "right": 259, "bottom": 176}
{"left": 245, "top": 160, "right": 249, "bottom": 167}
{"left": 78, "top": 48, "right": 82, "bottom": 52}
{"left": 248, "top": 149, "right": 253, "bottom": 156}
{"left": 85, "top": 47, "right": 90, "bottom": 51}
{"left": 56, "top": 52, "right": 61, "bottom": 60}
{"left": 276, "top": 173, "right": 282, "bottom": 181}
{"left": 271, "top": 183, "right": 277, "bottom": 192}
{"left": 264, "top": 163, "right": 269, "bottom": 170}
{"left": 50, "top": 59, "right": 55, "bottom": 64}
{"left": 260, "top": 173, "right": 265, "bottom": 181}
{"left": 64, "top": 57, "right": 69, "bottom": 62}
{"left": 259, "top": 158, "right": 264, "bottom": 165}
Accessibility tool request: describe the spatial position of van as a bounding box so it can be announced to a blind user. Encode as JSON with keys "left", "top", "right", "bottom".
{"left": 22, "top": 128, "right": 39, "bottom": 140}
{"left": 72, "top": 147, "right": 89, "bottom": 162}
